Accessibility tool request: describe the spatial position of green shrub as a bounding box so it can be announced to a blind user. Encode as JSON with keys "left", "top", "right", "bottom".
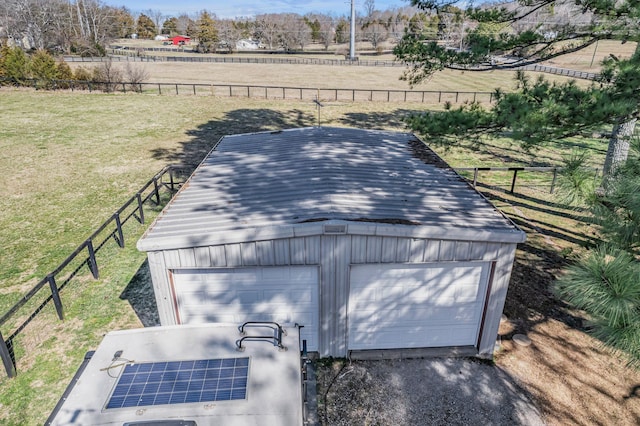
{"left": 30, "top": 50, "right": 59, "bottom": 89}
{"left": 0, "top": 45, "right": 29, "bottom": 84}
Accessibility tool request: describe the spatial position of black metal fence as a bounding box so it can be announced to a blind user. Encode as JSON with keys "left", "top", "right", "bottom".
{"left": 0, "top": 165, "right": 189, "bottom": 378}
{"left": 454, "top": 166, "right": 600, "bottom": 194}
{"left": 1, "top": 77, "right": 496, "bottom": 104}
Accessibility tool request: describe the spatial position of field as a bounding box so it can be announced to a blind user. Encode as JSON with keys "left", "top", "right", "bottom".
{"left": 1, "top": 44, "right": 640, "bottom": 425}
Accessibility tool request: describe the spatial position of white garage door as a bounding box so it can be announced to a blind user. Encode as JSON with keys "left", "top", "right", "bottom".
{"left": 171, "top": 266, "right": 319, "bottom": 351}
{"left": 348, "top": 262, "right": 491, "bottom": 350}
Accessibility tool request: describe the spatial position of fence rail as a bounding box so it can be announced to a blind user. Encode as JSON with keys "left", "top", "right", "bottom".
{"left": 65, "top": 53, "right": 600, "bottom": 81}
{"left": 1, "top": 77, "right": 496, "bottom": 104}
{"left": 0, "top": 165, "right": 189, "bottom": 378}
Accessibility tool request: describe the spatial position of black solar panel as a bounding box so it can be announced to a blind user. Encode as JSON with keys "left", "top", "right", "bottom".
{"left": 106, "top": 357, "right": 249, "bottom": 409}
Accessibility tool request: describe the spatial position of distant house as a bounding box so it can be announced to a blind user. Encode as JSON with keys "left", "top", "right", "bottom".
{"left": 166, "top": 35, "right": 191, "bottom": 45}
{"left": 236, "top": 39, "right": 261, "bottom": 50}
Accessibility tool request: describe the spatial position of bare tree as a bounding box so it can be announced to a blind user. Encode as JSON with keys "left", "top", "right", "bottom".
{"left": 255, "top": 14, "right": 283, "bottom": 50}
{"left": 145, "top": 9, "right": 164, "bottom": 37}
{"left": 124, "top": 61, "right": 149, "bottom": 92}
{"left": 362, "top": 11, "right": 388, "bottom": 49}
{"left": 217, "top": 19, "right": 243, "bottom": 53}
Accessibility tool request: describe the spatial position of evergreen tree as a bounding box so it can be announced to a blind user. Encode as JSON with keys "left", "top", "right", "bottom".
{"left": 30, "top": 49, "right": 59, "bottom": 88}
{"left": 394, "top": 0, "right": 640, "bottom": 176}
{"left": 557, "top": 134, "right": 640, "bottom": 365}
{"left": 162, "top": 17, "right": 179, "bottom": 35}
{"left": 196, "top": 11, "right": 219, "bottom": 53}
{"left": 136, "top": 14, "right": 157, "bottom": 39}
{"left": 0, "top": 45, "right": 29, "bottom": 84}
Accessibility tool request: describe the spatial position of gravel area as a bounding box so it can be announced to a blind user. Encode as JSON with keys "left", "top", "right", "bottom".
{"left": 317, "top": 357, "right": 545, "bottom": 426}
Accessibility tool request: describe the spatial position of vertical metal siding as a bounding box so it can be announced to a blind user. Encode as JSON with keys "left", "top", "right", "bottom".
{"left": 409, "top": 239, "right": 427, "bottom": 262}
{"left": 290, "top": 239, "right": 306, "bottom": 265}
{"left": 225, "top": 244, "right": 243, "bottom": 266}
{"left": 380, "top": 237, "right": 398, "bottom": 263}
{"left": 395, "top": 238, "right": 411, "bottom": 262}
{"left": 194, "top": 247, "right": 211, "bottom": 267}
{"left": 319, "top": 235, "right": 336, "bottom": 357}
{"left": 256, "top": 241, "right": 275, "bottom": 265}
{"left": 478, "top": 243, "right": 517, "bottom": 355}
{"left": 274, "top": 240, "right": 291, "bottom": 264}
{"left": 333, "top": 235, "right": 351, "bottom": 356}
{"left": 241, "top": 242, "right": 258, "bottom": 266}
{"left": 423, "top": 240, "right": 441, "bottom": 261}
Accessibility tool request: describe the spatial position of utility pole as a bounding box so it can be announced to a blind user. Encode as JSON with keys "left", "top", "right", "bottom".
{"left": 349, "top": 0, "right": 356, "bottom": 60}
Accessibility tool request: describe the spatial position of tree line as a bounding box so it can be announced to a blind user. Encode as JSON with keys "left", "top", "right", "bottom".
{"left": 0, "top": 0, "right": 475, "bottom": 55}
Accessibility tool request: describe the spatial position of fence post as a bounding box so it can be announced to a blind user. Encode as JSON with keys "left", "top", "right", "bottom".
{"left": 47, "top": 275, "right": 64, "bottom": 320}
{"left": 114, "top": 213, "right": 125, "bottom": 248}
{"left": 193, "top": 84, "right": 196, "bottom": 96}
{"left": 0, "top": 331, "right": 15, "bottom": 378}
{"left": 175, "top": 84, "right": 178, "bottom": 95}
{"left": 169, "top": 168, "right": 176, "bottom": 192}
{"left": 153, "top": 177, "right": 161, "bottom": 204}
{"left": 510, "top": 169, "right": 520, "bottom": 194}
{"left": 550, "top": 168, "right": 558, "bottom": 194}
{"left": 473, "top": 168, "right": 479, "bottom": 188}
{"left": 158, "top": 83, "right": 162, "bottom": 95}
{"left": 136, "top": 193, "right": 145, "bottom": 224}
{"left": 86, "top": 240, "right": 99, "bottom": 279}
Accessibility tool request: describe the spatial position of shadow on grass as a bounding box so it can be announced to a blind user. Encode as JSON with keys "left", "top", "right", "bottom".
{"left": 150, "top": 108, "right": 316, "bottom": 169}
{"left": 119, "top": 260, "right": 160, "bottom": 327}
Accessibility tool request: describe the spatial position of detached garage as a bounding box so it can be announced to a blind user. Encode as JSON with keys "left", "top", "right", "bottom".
{"left": 137, "top": 127, "right": 525, "bottom": 359}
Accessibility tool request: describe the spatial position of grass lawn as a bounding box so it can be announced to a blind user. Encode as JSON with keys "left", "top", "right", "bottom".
{"left": 0, "top": 59, "right": 628, "bottom": 425}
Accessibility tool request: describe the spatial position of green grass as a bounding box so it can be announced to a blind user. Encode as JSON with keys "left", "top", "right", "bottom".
{"left": 0, "top": 87, "right": 612, "bottom": 425}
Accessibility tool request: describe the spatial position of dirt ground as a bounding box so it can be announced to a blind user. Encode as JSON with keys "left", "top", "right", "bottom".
{"left": 317, "top": 184, "right": 640, "bottom": 425}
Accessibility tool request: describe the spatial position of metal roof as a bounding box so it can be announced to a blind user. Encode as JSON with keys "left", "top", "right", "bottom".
{"left": 138, "top": 127, "right": 525, "bottom": 251}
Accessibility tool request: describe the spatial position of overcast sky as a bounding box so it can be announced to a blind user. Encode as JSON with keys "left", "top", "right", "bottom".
{"left": 104, "top": 0, "right": 412, "bottom": 19}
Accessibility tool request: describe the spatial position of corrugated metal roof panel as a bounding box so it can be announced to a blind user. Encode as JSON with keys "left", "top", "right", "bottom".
{"left": 138, "top": 127, "right": 525, "bottom": 251}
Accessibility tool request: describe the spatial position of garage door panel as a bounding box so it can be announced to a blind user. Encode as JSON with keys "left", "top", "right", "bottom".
{"left": 352, "top": 325, "right": 480, "bottom": 349}
{"left": 172, "top": 266, "right": 319, "bottom": 351}
{"left": 348, "top": 262, "right": 490, "bottom": 350}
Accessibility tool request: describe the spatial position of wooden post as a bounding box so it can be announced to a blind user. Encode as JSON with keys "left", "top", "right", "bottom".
{"left": 86, "top": 240, "right": 99, "bottom": 279}
{"left": 169, "top": 168, "right": 175, "bottom": 192}
{"left": 473, "top": 168, "right": 479, "bottom": 188}
{"left": 136, "top": 193, "right": 145, "bottom": 224}
{"left": 175, "top": 84, "right": 178, "bottom": 95}
{"left": 114, "top": 213, "right": 125, "bottom": 248}
{"left": 438, "top": 91, "right": 442, "bottom": 103}
{"left": 48, "top": 275, "right": 64, "bottom": 320}
{"left": 153, "top": 178, "right": 160, "bottom": 204}
{"left": 510, "top": 169, "right": 520, "bottom": 194}
{"left": 0, "top": 331, "right": 15, "bottom": 378}
{"left": 193, "top": 84, "right": 196, "bottom": 96}
{"left": 158, "top": 83, "right": 161, "bottom": 95}
{"left": 550, "top": 168, "right": 558, "bottom": 194}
